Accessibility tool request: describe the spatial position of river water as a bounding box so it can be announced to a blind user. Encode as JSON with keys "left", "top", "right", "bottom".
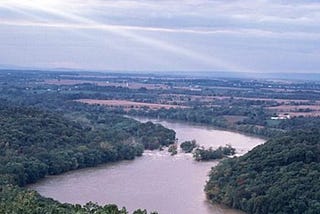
{"left": 29, "top": 118, "right": 265, "bottom": 214}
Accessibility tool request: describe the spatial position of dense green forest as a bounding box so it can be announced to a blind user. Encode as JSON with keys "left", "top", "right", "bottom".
{"left": 193, "top": 145, "right": 236, "bottom": 161}
{"left": 0, "top": 102, "right": 175, "bottom": 213}
{"left": 2, "top": 70, "right": 320, "bottom": 213}
{"left": 205, "top": 130, "right": 320, "bottom": 214}
{"left": 180, "top": 140, "right": 198, "bottom": 153}
{"left": 0, "top": 185, "right": 157, "bottom": 214}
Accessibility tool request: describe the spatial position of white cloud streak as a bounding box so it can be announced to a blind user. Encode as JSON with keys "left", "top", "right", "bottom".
{"left": 1, "top": 20, "right": 319, "bottom": 41}
{"left": 0, "top": 0, "right": 246, "bottom": 71}
{"left": 0, "top": 0, "right": 319, "bottom": 72}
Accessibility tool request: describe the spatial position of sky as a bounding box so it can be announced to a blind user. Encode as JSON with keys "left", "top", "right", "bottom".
{"left": 0, "top": 0, "right": 319, "bottom": 73}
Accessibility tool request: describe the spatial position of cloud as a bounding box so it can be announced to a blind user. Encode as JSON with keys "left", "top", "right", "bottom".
{"left": 1, "top": 19, "right": 320, "bottom": 41}
{"left": 0, "top": 0, "right": 246, "bottom": 71}
{"left": 0, "top": 0, "right": 319, "bottom": 73}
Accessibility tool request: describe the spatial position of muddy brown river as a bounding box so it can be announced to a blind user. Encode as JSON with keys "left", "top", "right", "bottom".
{"left": 29, "top": 118, "right": 265, "bottom": 214}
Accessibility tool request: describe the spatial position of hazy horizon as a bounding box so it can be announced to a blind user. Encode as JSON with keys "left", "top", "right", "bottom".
{"left": 1, "top": 0, "right": 320, "bottom": 73}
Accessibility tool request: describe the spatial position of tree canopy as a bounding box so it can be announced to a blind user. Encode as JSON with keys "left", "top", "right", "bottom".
{"left": 0, "top": 103, "right": 175, "bottom": 213}
{"left": 205, "top": 130, "right": 320, "bottom": 214}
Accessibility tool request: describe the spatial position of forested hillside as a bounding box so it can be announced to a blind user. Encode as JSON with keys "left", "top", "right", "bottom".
{"left": 0, "top": 102, "right": 175, "bottom": 213}
{"left": 2, "top": 71, "right": 320, "bottom": 213}
{"left": 205, "top": 130, "right": 320, "bottom": 214}
{"left": 0, "top": 185, "right": 156, "bottom": 214}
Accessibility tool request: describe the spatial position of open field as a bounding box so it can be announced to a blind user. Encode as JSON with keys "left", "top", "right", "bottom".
{"left": 43, "top": 75, "right": 320, "bottom": 117}
{"left": 76, "top": 99, "right": 187, "bottom": 110}
{"left": 267, "top": 105, "right": 320, "bottom": 111}
{"left": 44, "top": 79, "right": 169, "bottom": 89}
{"left": 215, "top": 96, "right": 319, "bottom": 104}
{"left": 286, "top": 112, "right": 320, "bottom": 117}
{"left": 164, "top": 94, "right": 318, "bottom": 104}
{"left": 266, "top": 104, "right": 320, "bottom": 117}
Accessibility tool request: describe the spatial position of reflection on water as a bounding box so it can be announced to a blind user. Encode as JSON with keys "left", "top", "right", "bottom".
{"left": 29, "top": 118, "right": 264, "bottom": 214}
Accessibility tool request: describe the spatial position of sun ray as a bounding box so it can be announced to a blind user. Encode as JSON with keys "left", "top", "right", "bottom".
{"left": 0, "top": 0, "right": 245, "bottom": 71}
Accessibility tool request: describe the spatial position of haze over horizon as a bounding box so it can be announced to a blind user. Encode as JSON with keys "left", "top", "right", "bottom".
{"left": 1, "top": 0, "right": 319, "bottom": 73}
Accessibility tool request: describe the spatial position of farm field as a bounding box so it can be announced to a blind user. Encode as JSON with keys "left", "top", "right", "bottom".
{"left": 266, "top": 104, "right": 320, "bottom": 117}
{"left": 77, "top": 99, "right": 188, "bottom": 110}
{"left": 44, "top": 79, "right": 169, "bottom": 89}
{"left": 40, "top": 73, "right": 320, "bottom": 119}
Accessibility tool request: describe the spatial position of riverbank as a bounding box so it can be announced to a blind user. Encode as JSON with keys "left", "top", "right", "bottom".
{"left": 125, "top": 111, "right": 283, "bottom": 139}
{"left": 29, "top": 118, "right": 264, "bottom": 214}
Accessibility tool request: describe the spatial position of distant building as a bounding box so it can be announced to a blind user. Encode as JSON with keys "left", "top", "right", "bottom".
{"left": 271, "top": 114, "right": 291, "bottom": 120}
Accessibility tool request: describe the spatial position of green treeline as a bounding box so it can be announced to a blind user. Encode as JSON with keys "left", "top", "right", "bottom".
{"left": 0, "top": 185, "right": 158, "bottom": 214}
{"left": 128, "top": 108, "right": 320, "bottom": 140}
{"left": 0, "top": 103, "right": 175, "bottom": 186}
{"left": 180, "top": 140, "right": 198, "bottom": 153}
{"left": 127, "top": 107, "right": 284, "bottom": 138}
{"left": 0, "top": 102, "right": 175, "bottom": 213}
{"left": 205, "top": 130, "right": 320, "bottom": 214}
{"left": 179, "top": 140, "right": 236, "bottom": 161}
{"left": 2, "top": 70, "right": 320, "bottom": 140}
{"left": 193, "top": 145, "right": 236, "bottom": 161}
